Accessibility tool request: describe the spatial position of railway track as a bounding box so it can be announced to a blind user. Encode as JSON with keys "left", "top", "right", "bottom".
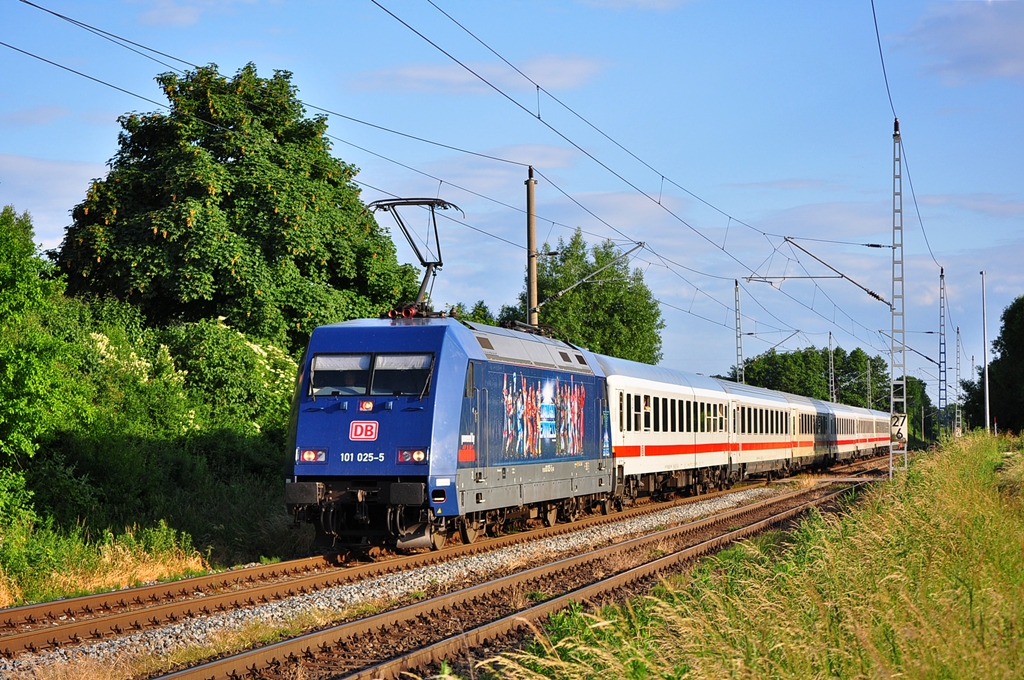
{"left": 0, "top": 482, "right": 762, "bottom": 660}
{"left": 0, "top": 457, "right": 886, "bottom": 669}
{"left": 157, "top": 476, "right": 872, "bottom": 680}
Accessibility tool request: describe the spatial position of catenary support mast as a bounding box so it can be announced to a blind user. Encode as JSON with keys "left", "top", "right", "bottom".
{"left": 735, "top": 280, "right": 744, "bottom": 384}
{"left": 890, "top": 118, "right": 907, "bottom": 476}
{"left": 938, "top": 268, "right": 947, "bottom": 435}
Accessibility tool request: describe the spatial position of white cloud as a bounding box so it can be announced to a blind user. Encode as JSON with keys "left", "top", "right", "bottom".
{"left": 350, "top": 54, "right": 604, "bottom": 94}
{"left": 0, "top": 154, "right": 106, "bottom": 250}
{"left": 920, "top": 192, "right": 1024, "bottom": 218}
{"left": 756, "top": 201, "right": 891, "bottom": 240}
{"left": 905, "top": 1, "right": 1024, "bottom": 83}
{"left": 137, "top": 0, "right": 203, "bottom": 27}
{"left": 0, "top": 106, "right": 70, "bottom": 126}
{"left": 730, "top": 177, "right": 846, "bottom": 192}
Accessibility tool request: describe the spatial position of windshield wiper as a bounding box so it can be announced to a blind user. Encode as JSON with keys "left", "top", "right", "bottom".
{"left": 418, "top": 363, "right": 435, "bottom": 401}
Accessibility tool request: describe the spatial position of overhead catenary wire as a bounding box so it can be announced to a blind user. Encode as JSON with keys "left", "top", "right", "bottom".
{"left": 0, "top": 39, "right": 529, "bottom": 259}
{"left": 14, "top": 0, "right": 900, "bottom": 361}
{"left": 371, "top": 0, "right": 767, "bottom": 279}
{"left": 373, "top": 0, "right": 901, "bottom": 356}
{"left": 869, "top": 0, "right": 941, "bottom": 271}
{"left": 0, "top": 33, "right": 772, "bottom": 342}
{"left": 423, "top": 0, "right": 776, "bottom": 246}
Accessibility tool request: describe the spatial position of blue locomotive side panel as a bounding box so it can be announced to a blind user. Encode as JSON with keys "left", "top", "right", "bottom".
{"left": 490, "top": 365, "right": 596, "bottom": 462}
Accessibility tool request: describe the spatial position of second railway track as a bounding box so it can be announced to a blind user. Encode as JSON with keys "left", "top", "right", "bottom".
{"left": 0, "top": 458, "right": 887, "bottom": 676}
{"left": 159, "top": 477, "right": 871, "bottom": 680}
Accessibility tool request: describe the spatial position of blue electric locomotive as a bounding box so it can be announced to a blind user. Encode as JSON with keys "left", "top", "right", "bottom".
{"left": 285, "top": 316, "right": 611, "bottom": 549}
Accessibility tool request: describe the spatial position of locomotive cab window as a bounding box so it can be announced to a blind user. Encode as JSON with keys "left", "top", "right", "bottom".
{"left": 370, "top": 353, "right": 434, "bottom": 396}
{"left": 310, "top": 354, "right": 371, "bottom": 396}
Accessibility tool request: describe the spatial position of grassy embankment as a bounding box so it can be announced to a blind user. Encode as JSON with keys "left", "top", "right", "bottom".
{"left": 487, "top": 433, "right": 1024, "bottom": 679}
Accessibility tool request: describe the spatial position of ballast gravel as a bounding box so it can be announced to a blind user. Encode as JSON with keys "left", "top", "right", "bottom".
{"left": 0, "top": 485, "right": 779, "bottom": 678}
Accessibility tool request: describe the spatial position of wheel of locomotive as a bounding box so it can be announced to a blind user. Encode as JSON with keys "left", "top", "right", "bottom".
{"left": 563, "top": 497, "right": 582, "bottom": 522}
{"left": 543, "top": 503, "right": 558, "bottom": 527}
{"left": 429, "top": 518, "right": 447, "bottom": 551}
{"left": 459, "top": 514, "right": 483, "bottom": 544}
{"left": 486, "top": 509, "right": 505, "bottom": 537}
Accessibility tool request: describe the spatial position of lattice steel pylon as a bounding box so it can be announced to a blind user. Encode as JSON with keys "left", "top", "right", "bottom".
{"left": 734, "top": 280, "right": 744, "bottom": 384}
{"left": 829, "top": 332, "right": 837, "bottom": 402}
{"left": 890, "top": 118, "right": 908, "bottom": 476}
{"left": 938, "top": 268, "right": 947, "bottom": 435}
{"left": 955, "top": 326, "right": 963, "bottom": 437}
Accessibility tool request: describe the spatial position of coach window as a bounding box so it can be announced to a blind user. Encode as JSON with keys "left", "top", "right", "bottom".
{"left": 634, "top": 394, "right": 642, "bottom": 432}
{"left": 670, "top": 399, "right": 677, "bottom": 432}
{"left": 663, "top": 398, "right": 670, "bottom": 433}
{"left": 311, "top": 353, "right": 371, "bottom": 396}
{"left": 653, "top": 396, "right": 661, "bottom": 432}
{"left": 620, "top": 392, "right": 626, "bottom": 432}
{"left": 718, "top": 404, "right": 725, "bottom": 432}
{"left": 684, "top": 400, "right": 691, "bottom": 432}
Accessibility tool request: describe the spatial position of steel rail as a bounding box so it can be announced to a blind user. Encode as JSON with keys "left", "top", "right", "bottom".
{"left": 0, "top": 556, "right": 337, "bottom": 642}
{"left": 1, "top": 457, "right": 883, "bottom": 661}
{"left": 156, "top": 476, "right": 875, "bottom": 680}
{"left": 353, "top": 481, "right": 867, "bottom": 680}
{"left": 0, "top": 483, "right": 761, "bottom": 659}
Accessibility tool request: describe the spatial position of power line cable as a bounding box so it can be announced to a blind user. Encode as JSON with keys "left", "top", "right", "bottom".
{"left": 869, "top": 0, "right": 941, "bottom": 270}
{"left": 0, "top": 39, "right": 529, "bottom": 262}
{"left": 18, "top": 0, "right": 531, "bottom": 169}
{"left": 424, "top": 0, "right": 774, "bottom": 247}
{"left": 372, "top": 0, "right": 764, "bottom": 277}
{"left": 869, "top": 0, "right": 897, "bottom": 118}
{"left": 14, "top": 2, "right": 894, "bottom": 358}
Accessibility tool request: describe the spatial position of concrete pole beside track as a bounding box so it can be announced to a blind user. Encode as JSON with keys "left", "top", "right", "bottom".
{"left": 527, "top": 166, "right": 538, "bottom": 326}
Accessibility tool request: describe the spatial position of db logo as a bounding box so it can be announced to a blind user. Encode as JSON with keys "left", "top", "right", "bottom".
{"left": 350, "top": 421, "right": 379, "bottom": 441}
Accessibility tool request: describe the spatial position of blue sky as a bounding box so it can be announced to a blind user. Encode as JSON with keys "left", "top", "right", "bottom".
{"left": 2, "top": 0, "right": 1022, "bottom": 406}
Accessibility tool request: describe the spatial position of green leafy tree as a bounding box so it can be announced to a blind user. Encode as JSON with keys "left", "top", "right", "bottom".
{"left": 733, "top": 345, "right": 889, "bottom": 410}
{"left": 962, "top": 295, "right": 1024, "bottom": 433}
{"left": 55, "top": 64, "right": 419, "bottom": 351}
{"left": 0, "top": 207, "right": 87, "bottom": 461}
{"left": 501, "top": 230, "right": 664, "bottom": 364}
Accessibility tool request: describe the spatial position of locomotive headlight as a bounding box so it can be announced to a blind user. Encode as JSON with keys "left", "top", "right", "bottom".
{"left": 299, "top": 448, "right": 327, "bottom": 463}
{"left": 359, "top": 400, "right": 374, "bottom": 412}
{"left": 397, "top": 448, "right": 428, "bottom": 464}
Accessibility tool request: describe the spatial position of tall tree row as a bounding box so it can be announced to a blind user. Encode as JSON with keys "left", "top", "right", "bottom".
{"left": 962, "top": 295, "right": 1024, "bottom": 433}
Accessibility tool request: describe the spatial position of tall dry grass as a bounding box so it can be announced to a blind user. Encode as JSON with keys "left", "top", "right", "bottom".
{"left": 486, "top": 433, "right": 1024, "bottom": 679}
{"left": 0, "top": 521, "right": 205, "bottom": 608}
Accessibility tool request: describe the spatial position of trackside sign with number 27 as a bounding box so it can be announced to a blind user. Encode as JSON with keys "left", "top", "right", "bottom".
{"left": 350, "top": 421, "right": 379, "bottom": 441}
{"left": 891, "top": 413, "right": 907, "bottom": 452}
